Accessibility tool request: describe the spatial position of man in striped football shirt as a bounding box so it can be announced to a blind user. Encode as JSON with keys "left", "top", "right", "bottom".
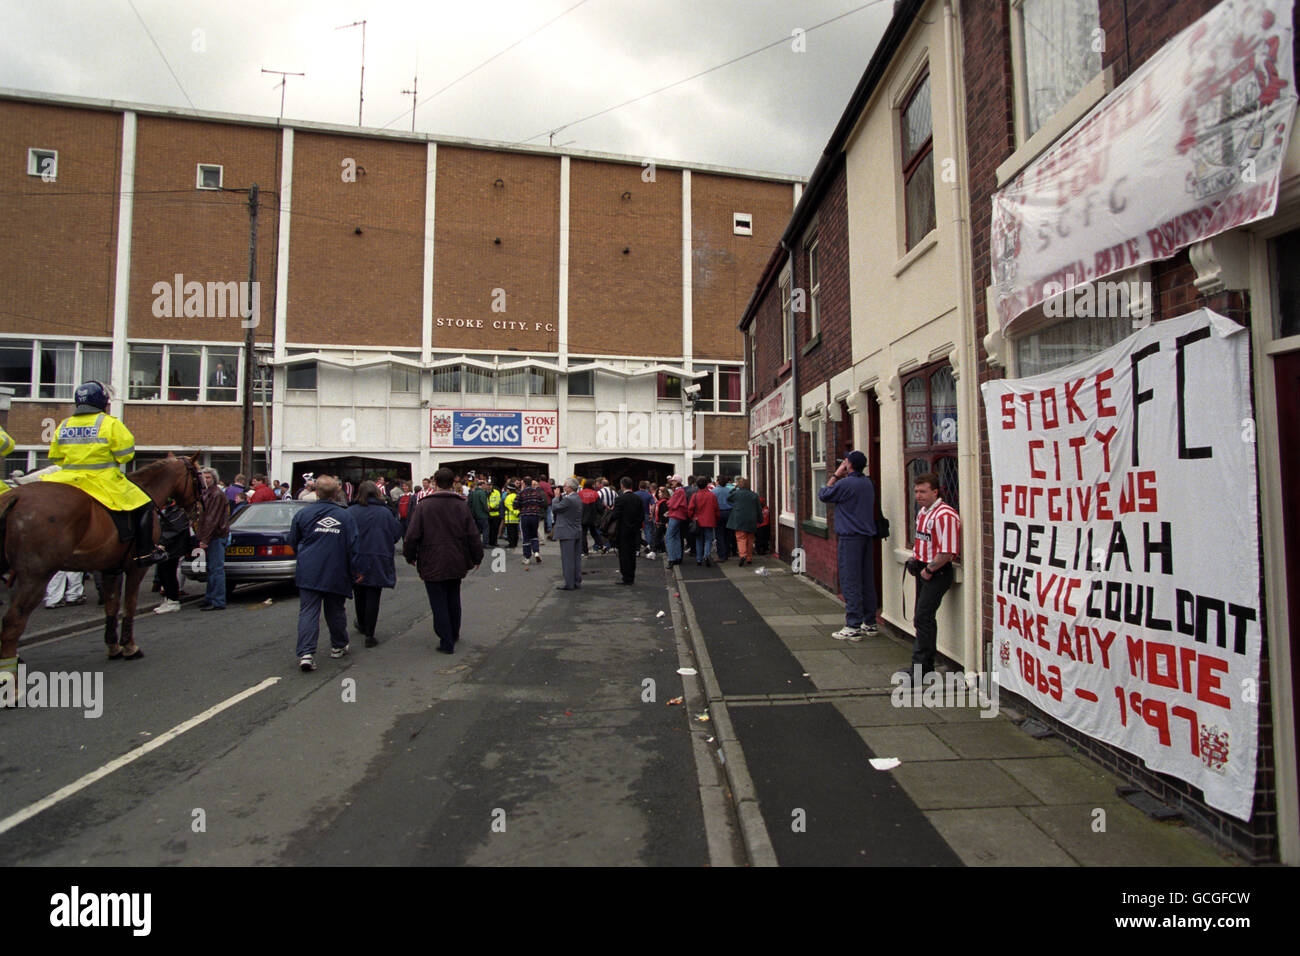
{"left": 911, "top": 471, "right": 960, "bottom": 678}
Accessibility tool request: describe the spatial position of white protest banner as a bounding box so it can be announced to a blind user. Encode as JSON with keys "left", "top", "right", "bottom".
{"left": 980, "top": 310, "right": 1260, "bottom": 820}
{"left": 990, "top": 0, "right": 1297, "bottom": 331}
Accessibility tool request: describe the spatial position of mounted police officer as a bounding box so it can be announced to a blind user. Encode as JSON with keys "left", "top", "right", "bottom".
{"left": 0, "top": 424, "right": 14, "bottom": 493}
{"left": 40, "top": 381, "right": 167, "bottom": 566}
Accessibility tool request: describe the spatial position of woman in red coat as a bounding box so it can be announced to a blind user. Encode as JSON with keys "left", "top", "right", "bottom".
{"left": 687, "top": 476, "right": 720, "bottom": 567}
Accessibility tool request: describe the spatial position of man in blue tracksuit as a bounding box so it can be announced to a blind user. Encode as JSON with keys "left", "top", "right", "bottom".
{"left": 289, "top": 475, "right": 361, "bottom": 670}
{"left": 817, "top": 450, "right": 878, "bottom": 642}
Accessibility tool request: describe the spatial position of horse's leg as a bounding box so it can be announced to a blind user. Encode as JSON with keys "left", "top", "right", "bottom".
{"left": 119, "top": 564, "right": 146, "bottom": 660}
{"left": 102, "top": 569, "right": 123, "bottom": 659}
{"left": 0, "top": 573, "right": 52, "bottom": 705}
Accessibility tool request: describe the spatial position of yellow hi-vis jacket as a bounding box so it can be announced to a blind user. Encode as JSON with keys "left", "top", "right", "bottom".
{"left": 0, "top": 426, "right": 13, "bottom": 495}
{"left": 503, "top": 490, "right": 519, "bottom": 525}
{"left": 487, "top": 488, "right": 501, "bottom": 517}
{"left": 41, "top": 412, "right": 151, "bottom": 511}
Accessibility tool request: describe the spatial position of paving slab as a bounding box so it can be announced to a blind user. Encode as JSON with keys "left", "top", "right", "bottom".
{"left": 794, "top": 650, "right": 874, "bottom": 690}
{"left": 925, "top": 808, "right": 1078, "bottom": 866}
{"left": 892, "top": 759, "right": 1038, "bottom": 810}
{"left": 842, "top": 644, "right": 914, "bottom": 666}
{"left": 853, "top": 724, "right": 960, "bottom": 761}
{"left": 994, "top": 756, "right": 1129, "bottom": 807}
{"left": 834, "top": 695, "right": 942, "bottom": 727}
{"left": 1023, "top": 803, "right": 1239, "bottom": 867}
{"left": 929, "top": 719, "right": 1072, "bottom": 759}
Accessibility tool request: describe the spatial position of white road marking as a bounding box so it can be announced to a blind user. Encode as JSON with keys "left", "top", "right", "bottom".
{"left": 0, "top": 676, "right": 281, "bottom": 837}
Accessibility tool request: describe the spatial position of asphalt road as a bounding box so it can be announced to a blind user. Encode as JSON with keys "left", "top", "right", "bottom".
{"left": 0, "top": 545, "right": 726, "bottom": 866}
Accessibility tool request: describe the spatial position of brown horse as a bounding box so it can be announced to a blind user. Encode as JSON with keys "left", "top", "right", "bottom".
{"left": 0, "top": 454, "right": 203, "bottom": 665}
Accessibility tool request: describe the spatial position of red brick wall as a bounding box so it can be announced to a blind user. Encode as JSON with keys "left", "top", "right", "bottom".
{"left": 287, "top": 132, "right": 424, "bottom": 347}
{"left": 962, "top": 0, "right": 1284, "bottom": 861}
{"left": 131, "top": 117, "right": 279, "bottom": 344}
{"left": 793, "top": 160, "right": 853, "bottom": 593}
{"left": 0, "top": 102, "right": 122, "bottom": 338}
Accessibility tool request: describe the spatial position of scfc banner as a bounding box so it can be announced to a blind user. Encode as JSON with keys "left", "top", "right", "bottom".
{"left": 980, "top": 310, "right": 1260, "bottom": 820}
{"left": 991, "top": 0, "right": 1297, "bottom": 331}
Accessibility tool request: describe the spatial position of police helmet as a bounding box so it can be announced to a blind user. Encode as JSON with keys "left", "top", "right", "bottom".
{"left": 75, "top": 381, "right": 110, "bottom": 411}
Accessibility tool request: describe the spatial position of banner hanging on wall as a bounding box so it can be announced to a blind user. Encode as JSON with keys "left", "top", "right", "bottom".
{"left": 980, "top": 310, "right": 1261, "bottom": 820}
{"left": 990, "top": 0, "right": 1297, "bottom": 331}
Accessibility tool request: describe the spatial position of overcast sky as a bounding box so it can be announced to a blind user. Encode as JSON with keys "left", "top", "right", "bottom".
{"left": 1, "top": 0, "right": 893, "bottom": 177}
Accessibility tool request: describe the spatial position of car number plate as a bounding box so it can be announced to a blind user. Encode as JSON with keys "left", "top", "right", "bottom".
{"left": 227, "top": 546, "right": 254, "bottom": 556}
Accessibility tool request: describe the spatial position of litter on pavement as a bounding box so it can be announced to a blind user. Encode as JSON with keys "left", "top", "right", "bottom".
{"left": 676, "top": 667, "right": 698, "bottom": 676}
{"left": 666, "top": 696, "right": 684, "bottom": 706}
{"left": 869, "top": 757, "right": 901, "bottom": 771}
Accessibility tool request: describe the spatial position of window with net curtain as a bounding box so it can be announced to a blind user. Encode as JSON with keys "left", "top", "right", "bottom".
{"left": 902, "top": 70, "right": 936, "bottom": 250}
{"left": 38, "top": 343, "right": 75, "bottom": 399}
{"left": 1014, "top": 311, "right": 1133, "bottom": 378}
{"left": 1018, "top": 0, "right": 1103, "bottom": 138}
{"left": 903, "top": 362, "right": 958, "bottom": 541}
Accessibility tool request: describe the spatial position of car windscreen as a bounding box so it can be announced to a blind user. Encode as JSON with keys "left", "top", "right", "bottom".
{"left": 230, "top": 502, "right": 305, "bottom": 531}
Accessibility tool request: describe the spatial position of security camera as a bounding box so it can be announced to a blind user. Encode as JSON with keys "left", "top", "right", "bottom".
{"left": 683, "top": 383, "right": 701, "bottom": 396}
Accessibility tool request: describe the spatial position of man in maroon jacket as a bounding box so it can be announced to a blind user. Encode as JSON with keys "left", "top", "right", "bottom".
{"left": 403, "top": 467, "right": 484, "bottom": 654}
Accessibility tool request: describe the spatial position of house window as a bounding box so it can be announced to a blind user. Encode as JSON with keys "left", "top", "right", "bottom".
{"left": 27, "top": 148, "right": 57, "bottom": 181}
{"left": 1013, "top": 311, "right": 1132, "bottom": 378}
{"left": 209, "top": 349, "right": 239, "bottom": 401}
{"left": 286, "top": 362, "right": 317, "bottom": 391}
{"left": 902, "top": 362, "right": 958, "bottom": 538}
{"left": 810, "top": 418, "right": 828, "bottom": 521}
{"left": 807, "top": 239, "right": 821, "bottom": 339}
{"left": 902, "top": 70, "right": 936, "bottom": 249}
{"left": 1015, "top": 0, "right": 1103, "bottom": 140}
{"left": 733, "top": 213, "right": 753, "bottom": 236}
{"left": 430, "top": 365, "right": 463, "bottom": 393}
{"left": 196, "top": 164, "right": 223, "bottom": 190}
{"left": 167, "top": 346, "right": 201, "bottom": 401}
{"left": 783, "top": 444, "right": 796, "bottom": 515}
{"left": 657, "top": 372, "right": 682, "bottom": 400}
{"left": 528, "top": 367, "right": 556, "bottom": 396}
{"left": 464, "top": 366, "right": 494, "bottom": 394}
{"left": 568, "top": 370, "right": 594, "bottom": 396}
{"left": 37, "top": 342, "right": 75, "bottom": 399}
{"left": 499, "top": 368, "right": 527, "bottom": 396}
{"left": 128, "top": 345, "right": 163, "bottom": 399}
{"left": 391, "top": 364, "right": 420, "bottom": 394}
{"left": 780, "top": 276, "right": 792, "bottom": 364}
{"left": 1271, "top": 228, "right": 1300, "bottom": 339}
{"left": 0, "top": 341, "right": 33, "bottom": 398}
{"left": 82, "top": 345, "right": 111, "bottom": 388}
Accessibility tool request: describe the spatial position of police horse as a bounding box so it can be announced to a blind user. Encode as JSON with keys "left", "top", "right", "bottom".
{"left": 0, "top": 454, "right": 203, "bottom": 673}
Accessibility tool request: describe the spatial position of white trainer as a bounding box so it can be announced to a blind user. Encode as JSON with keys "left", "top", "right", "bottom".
{"left": 154, "top": 598, "right": 181, "bottom": 614}
{"left": 832, "top": 626, "right": 864, "bottom": 643}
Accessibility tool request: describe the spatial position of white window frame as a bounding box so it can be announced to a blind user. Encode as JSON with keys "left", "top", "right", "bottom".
{"left": 782, "top": 441, "right": 796, "bottom": 519}
{"left": 27, "top": 148, "right": 57, "bottom": 181}
{"left": 810, "top": 417, "right": 828, "bottom": 523}
{"left": 807, "top": 238, "right": 821, "bottom": 340}
{"left": 196, "top": 164, "right": 223, "bottom": 190}
{"left": 780, "top": 273, "right": 792, "bottom": 364}
{"left": 733, "top": 212, "right": 753, "bottom": 236}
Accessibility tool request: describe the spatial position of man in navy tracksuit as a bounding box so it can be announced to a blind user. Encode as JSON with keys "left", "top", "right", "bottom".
{"left": 289, "top": 475, "right": 361, "bottom": 671}
{"left": 817, "top": 450, "right": 879, "bottom": 642}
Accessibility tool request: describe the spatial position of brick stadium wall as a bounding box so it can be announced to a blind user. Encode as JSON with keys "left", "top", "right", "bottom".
{"left": 0, "top": 102, "right": 122, "bottom": 339}
{"left": 130, "top": 116, "right": 278, "bottom": 345}
{"left": 961, "top": 0, "right": 1286, "bottom": 861}
{"left": 286, "top": 132, "right": 424, "bottom": 348}
{"left": 431, "top": 146, "right": 561, "bottom": 354}
{"left": 568, "top": 160, "right": 683, "bottom": 357}
{"left": 691, "top": 174, "right": 794, "bottom": 361}
{"left": 698, "top": 414, "right": 748, "bottom": 451}
{"left": 126, "top": 404, "right": 263, "bottom": 447}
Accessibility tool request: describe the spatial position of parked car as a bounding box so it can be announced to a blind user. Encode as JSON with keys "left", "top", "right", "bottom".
{"left": 181, "top": 499, "right": 308, "bottom": 586}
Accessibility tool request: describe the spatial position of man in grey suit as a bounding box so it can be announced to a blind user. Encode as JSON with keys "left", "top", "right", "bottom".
{"left": 551, "top": 477, "right": 584, "bottom": 590}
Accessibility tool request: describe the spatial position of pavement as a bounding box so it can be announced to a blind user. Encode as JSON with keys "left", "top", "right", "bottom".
{"left": 670, "top": 552, "right": 1243, "bottom": 867}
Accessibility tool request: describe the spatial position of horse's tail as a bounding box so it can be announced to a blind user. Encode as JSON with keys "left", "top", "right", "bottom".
{"left": 0, "top": 492, "right": 17, "bottom": 580}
